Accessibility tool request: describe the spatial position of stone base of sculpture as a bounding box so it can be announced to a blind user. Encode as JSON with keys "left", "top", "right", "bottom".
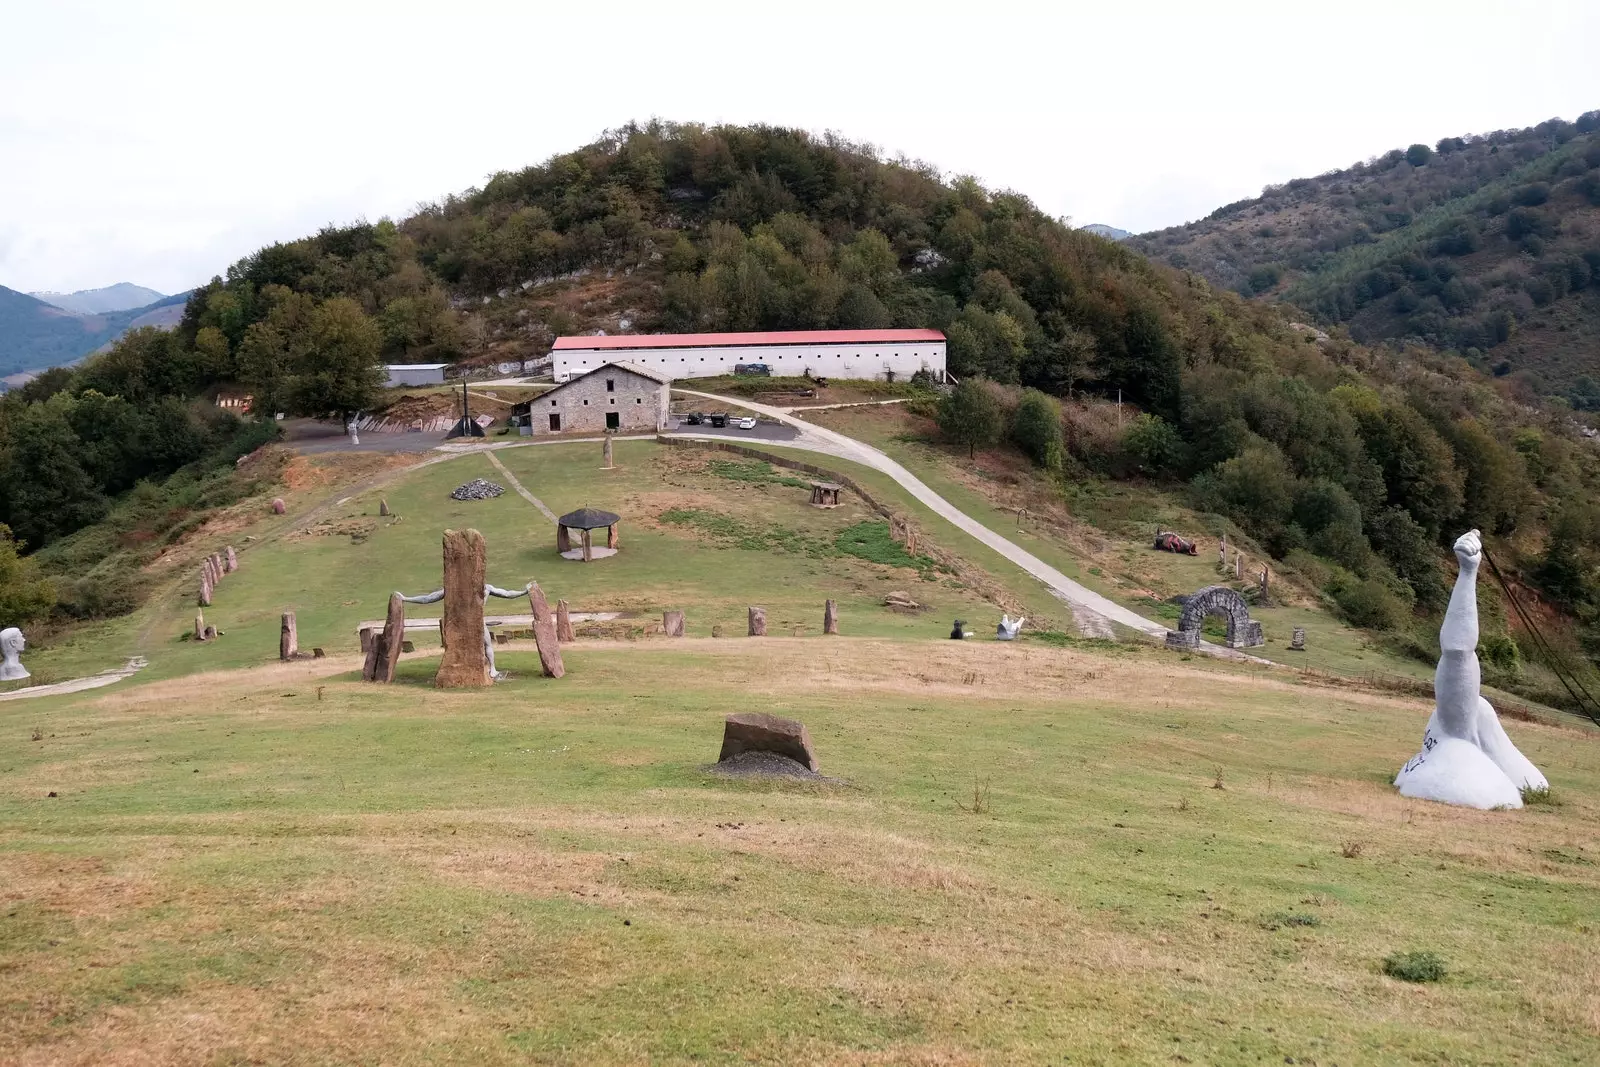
{"left": 1394, "top": 530, "right": 1547, "bottom": 810}
{"left": 1165, "top": 629, "right": 1199, "bottom": 650}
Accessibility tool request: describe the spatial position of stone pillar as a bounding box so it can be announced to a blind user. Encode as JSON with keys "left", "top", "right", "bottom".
{"left": 557, "top": 526, "right": 571, "bottom": 553}
{"left": 280, "top": 612, "right": 298, "bottom": 660}
{"left": 663, "top": 610, "right": 685, "bottom": 637}
{"left": 526, "top": 582, "right": 566, "bottom": 679}
{"left": 360, "top": 627, "right": 376, "bottom": 655}
{"left": 194, "top": 610, "right": 206, "bottom": 641}
{"left": 1258, "top": 565, "right": 1271, "bottom": 607}
{"left": 581, "top": 528, "right": 593, "bottom": 562}
{"left": 271, "top": 497, "right": 286, "bottom": 515}
{"left": 607, "top": 522, "right": 619, "bottom": 550}
{"left": 556, "top": 599, "right": 575, "bottom": 643}
{"left": 905, "top": 527, "right": 918, "bottom": 556}
{"left": 225, "top": 545, "right": 238, "bottom": 573}
{"left": 211, "top": 553, "right": 225, "bottom": 581}
{"left": 435, "top": 528, "right": 491, "bottom": 688}
{"left": 379, "top": 498, "right": 390, "bottom": 517}
{"left": 199, "top": 568, "right": 213, "bottom": 607}
{"left": 377, "top": 593, "right": 407, "bottom": 683}
{"left": 748, "top": 607, "right": 766, "bottom": 636}
{"left": 603, "top": 436, "right": 614, "bottom": 469}
{"left": 824, "top": 599, "right": 838, "bottom": 635}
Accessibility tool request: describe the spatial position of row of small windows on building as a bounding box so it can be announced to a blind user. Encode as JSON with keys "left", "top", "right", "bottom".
{"left": 558, "top": 349, "right": 935, "bottom": 365}
{"left": 551, "top": 397, "right": 643, "bottom": 405}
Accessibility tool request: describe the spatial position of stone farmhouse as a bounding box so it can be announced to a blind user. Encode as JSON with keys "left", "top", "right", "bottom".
{"left": 514, "top": 362, "right": 670, "bottom": 436}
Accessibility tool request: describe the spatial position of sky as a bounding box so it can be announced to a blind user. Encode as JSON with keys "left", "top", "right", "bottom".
{"left": 4, "top": 0, "right": 1599, "bottom": 296}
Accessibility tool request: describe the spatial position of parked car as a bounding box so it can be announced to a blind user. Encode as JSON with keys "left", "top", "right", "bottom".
{"left": 734, "top": 363, "right": 771, "bottom": 376}
{"left": 680, "top": 411, "right": 704, "bottom": 425}
{"left": 735, "top": 416, "right": 757, "bottom": 430}
{"left": 708, "top": 412, "right": 728, "bottom": 428}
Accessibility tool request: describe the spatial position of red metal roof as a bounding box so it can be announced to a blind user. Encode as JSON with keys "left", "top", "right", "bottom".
{"left": 552, "top": 329, "right": 945, "bottom": 351}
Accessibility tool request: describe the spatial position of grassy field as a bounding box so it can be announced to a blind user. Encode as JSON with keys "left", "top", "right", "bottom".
{"left": 2, "top": 636, "right": 1596, "bottom": 1065}
{"left": 19, "top": 439, "right": 1038, "bottom": 687}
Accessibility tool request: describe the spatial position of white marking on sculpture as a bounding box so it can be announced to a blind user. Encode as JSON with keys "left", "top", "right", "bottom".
{"left": 397, "top": 581, "right": 531, "bottom": 681}
{"left": 1394, "top": 530, "right": 1547, "bottom": 809}
{"left": 0, "top": 628, "right": 29, "bottom": 681}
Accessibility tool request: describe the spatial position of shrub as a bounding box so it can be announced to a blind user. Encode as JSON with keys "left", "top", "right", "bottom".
{"left": 1326, "top": 569, "right": 1414, "bottom": 630}
{"left": 937, "top": 379, "right": 1003, "bottom": 458}
{"left": 1121, "top": 413, "right": 1184, "bottom": 476}
{"left": 1382, "top": 951, "right": 1446, "bottom": 983}
{"left": 1009, "top": 389, "right": 1064, "bottom": 470}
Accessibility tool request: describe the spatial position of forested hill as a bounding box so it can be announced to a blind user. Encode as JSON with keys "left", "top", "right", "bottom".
{"left": 9, "top": 122, "right": 1600, "bottom": 680}
{"left": 1130, "top": 112, "right": 1600, "bottom": 404}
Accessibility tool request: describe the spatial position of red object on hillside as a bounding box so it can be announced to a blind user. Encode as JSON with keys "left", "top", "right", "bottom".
{"left": 553, "top": 329, "right": 945, "bottom": 350}
{"left": 1154, "top": 531, "right": 1199, "bottom": 556}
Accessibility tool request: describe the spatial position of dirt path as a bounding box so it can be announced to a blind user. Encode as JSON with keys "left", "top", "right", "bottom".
{"left": 484, "top": 452, "right": 558, "bottom": 523}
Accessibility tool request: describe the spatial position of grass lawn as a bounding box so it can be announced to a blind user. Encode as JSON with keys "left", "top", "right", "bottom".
{"left": 2, "top": 637, "right": 1595, "bottom": 1064}
{"left": 20, "top": 440, "right": 1025, "bottom": 687}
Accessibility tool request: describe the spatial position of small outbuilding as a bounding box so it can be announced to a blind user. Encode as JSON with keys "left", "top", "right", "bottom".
{"left": 514, "top": 362, "right": 670, "bottom": 436}
{"left": 557, "top": 507, "right": 621, "bottom": 561}
{"left": 383, "top": 363, "right": 450, "bottom": 388}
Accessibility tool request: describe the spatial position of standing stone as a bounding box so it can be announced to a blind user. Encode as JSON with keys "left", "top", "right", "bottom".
{"left": 203, "top": 626, "right": 218, "bottom": 641}
{"left": 557, "top": 525, "right": 571, "bottom": 554}
{"left": 199, "top": 568, "right": 213, "bottom": 607}
{"left": 718, "top": 712, "right": 819, "bottom": 772}
{"left": 379, "top": 498, "right": 390, "bottom": 517}
{"left": 581, "top": 528, "right": 593, "bottom": 562}
{"left": 712, "top": 624, "right": 724, "bottom": 638}
{"left": 225, "top": 545, "right": 238, "bottom": 573}
{"left": 1289, "top": 626, "right": 1307, "bottom": 652}
{"left": 271, "top": 498, "right": 286, "bottom": 515}
{"left": 1258, "top": 564, "right": 1271, "bottom": 607}
{"left": 526, "top": 582, "right": 566, "bottom": 679}
{"left": 1234, "top": 554, "right": 1242, "bottom": 579}
{"left": 556, "top": 599, "right": 575, "bottom": 643}
{"left": 603, "top": 436, "right": 614, "bottom": 469}
{"left": 376, "top": 593, "right": 407, "bottom": 682}
{"left": 360, "top": 627, "right": 376, "bottom": 655}
{"left": 748, "top": 607, "right": 766, "bottom": 636}
{"left": 1219, "top": 533, "right": 1227, "bottom": 567}
{"left": 210, "top": 553, "right": 224, "bottom": 583}
{"left": 905, "top": 527, "right": 919, "bottom": 556}
{"left": 823, "top": 599, "right": 839, "bottom": 635}
{"left": 663, "top": 610, "right": 685, "bottom": 637}
{"left": 280, "top": 612, "right": 298, "bottom": 661}
{"left": 194, "top": 610, "right": 206, "bottom": 641}
{"left": 435, "top": 528, "right": 491, "bottom": 688}
{"left": 607, "top": 522, "right": 620, "bottom": 550}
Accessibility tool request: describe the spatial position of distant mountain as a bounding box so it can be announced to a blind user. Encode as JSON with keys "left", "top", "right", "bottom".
{"left": 0, "top": 286, "right": 189, "bottom": 383}
{"left": 30, "top": 282, "right": 166, "bottom": 315}
{"left": 1130, "top": 111, "right": 1600, "bottom": 397}
{"left": 1080, "top": 223, "right": 1132, "bottom": 241}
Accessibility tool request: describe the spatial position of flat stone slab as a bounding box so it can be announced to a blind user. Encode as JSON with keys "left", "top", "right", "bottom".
{"left": 718, "top": 712, "right": 818, "bottom": 773}
{"left": 560, "top": 546, "right": 618, "bottom": 561}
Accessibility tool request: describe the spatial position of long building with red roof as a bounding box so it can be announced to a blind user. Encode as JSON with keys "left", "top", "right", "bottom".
{"left": 550, "top": 329, "right": 946, "bottom": 383}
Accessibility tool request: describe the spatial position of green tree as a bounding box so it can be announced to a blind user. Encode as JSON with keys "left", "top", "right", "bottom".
{"left": 1010, "top": 389, "right": 1064, "bottom": 470}
{"left": 937, "top": 379, "right": 1003, "bottom": 458}
{"left": 1121, "top": 413, "right": 1183, "bottom": 476}
{"left": 290, "top": 297, "right": 385, "bottom": 422}
{"left": 0, "top": 524, "right": 55, "bottom": 627}
{"left": 1405, "top": 143, "right": 1434, "bottom": 167}
{"left": 0, "top": 395, "right": 108, "bottom": 548}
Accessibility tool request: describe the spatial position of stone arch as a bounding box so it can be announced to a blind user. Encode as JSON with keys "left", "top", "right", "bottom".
{"left": 1176, "top": 585, "right": 1263, "bottom": 649}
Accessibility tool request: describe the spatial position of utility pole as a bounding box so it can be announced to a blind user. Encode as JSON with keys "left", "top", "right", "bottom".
{"left": 1117, "top": 388, "right": 1123, "bottom": 427}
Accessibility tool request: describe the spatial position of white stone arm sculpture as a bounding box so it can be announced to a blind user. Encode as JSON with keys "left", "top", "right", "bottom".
{"left": 485, "top": 582, "right": 532, "bottom": 599}
{"left": 1434, "top": 530, "right": 1482, "bottom": 741}
{"left": 396, "top": 589, "right": 445, "bottom": 605}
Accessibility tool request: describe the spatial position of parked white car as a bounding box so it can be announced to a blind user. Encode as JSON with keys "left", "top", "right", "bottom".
{"left": 735, "top": 416, "right": 758, "bottom": 429}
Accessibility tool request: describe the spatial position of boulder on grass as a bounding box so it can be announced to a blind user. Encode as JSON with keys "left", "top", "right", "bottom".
{"left": 718, "top": 712, "right": 818, "bottom": 773}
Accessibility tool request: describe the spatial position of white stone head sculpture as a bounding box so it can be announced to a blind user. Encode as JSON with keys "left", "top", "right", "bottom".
{"left": 0, "top": 627, "right": 29, "bottom": 681}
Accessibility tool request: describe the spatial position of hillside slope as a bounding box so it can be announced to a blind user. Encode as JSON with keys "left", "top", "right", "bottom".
{"left": 1131, "top": 112, "right": 1600, "bottom": 400}
{"left": 0, "top": 285, "right": 187, "bottom": 380}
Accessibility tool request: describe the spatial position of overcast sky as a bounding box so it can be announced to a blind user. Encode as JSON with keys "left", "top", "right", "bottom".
{"left": 4, "top": 0, "right": 1598, "bottom": 296}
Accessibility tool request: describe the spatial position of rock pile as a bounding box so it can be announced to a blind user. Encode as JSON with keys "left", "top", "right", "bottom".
{"left": 451, "top": 479, "right": 506, "bottom": 501}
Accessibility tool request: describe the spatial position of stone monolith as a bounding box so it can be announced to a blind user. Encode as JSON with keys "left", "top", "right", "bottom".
{"left": 526, "top": 582, "right": 566, "bottom": 678}
{"left": 435, "top": 528, "right": 490, "bottom": 688}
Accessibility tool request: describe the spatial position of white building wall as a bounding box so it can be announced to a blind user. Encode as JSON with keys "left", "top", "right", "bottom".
{"left": 552, "top": 341, "right": 946, "bottom": 383}
{"left": 383, "top": 364, "right": 448, "bottom": 388}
